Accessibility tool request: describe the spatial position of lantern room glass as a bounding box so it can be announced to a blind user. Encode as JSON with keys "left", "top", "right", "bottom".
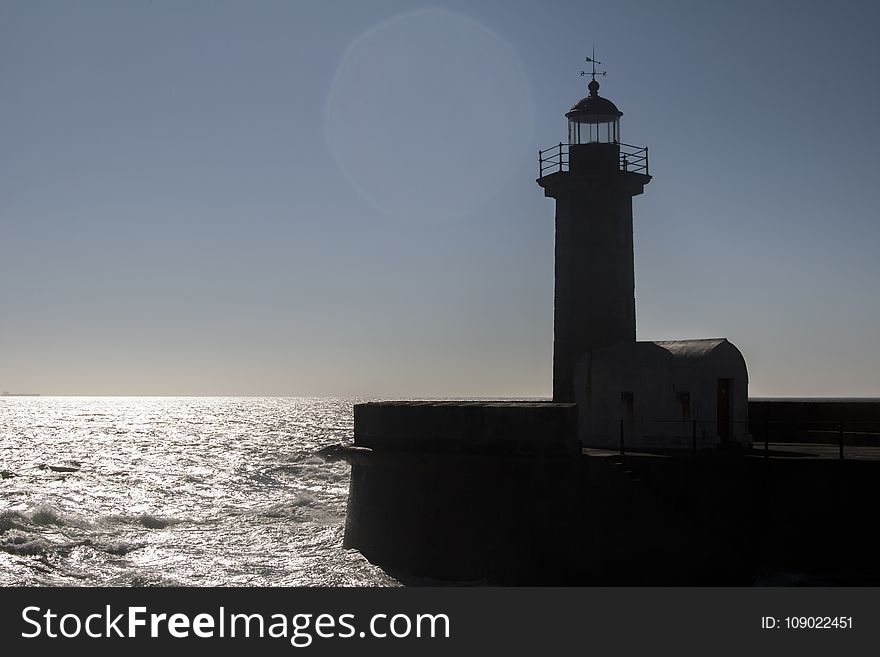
{"left": 568, "top": 117, "right": 619, "bottom": 145}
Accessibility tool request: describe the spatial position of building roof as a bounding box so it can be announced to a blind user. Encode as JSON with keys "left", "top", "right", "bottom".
{"left": 653, "top": 338, "right": 730, "bottom": 360}
{"left": 565, "top": 79, "right": 623, "bottom": 124}
{"left": 584, "top": 338, "right": 748, "bottom": 381}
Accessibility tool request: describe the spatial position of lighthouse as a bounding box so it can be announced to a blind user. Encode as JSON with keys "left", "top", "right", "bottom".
{"left": 340, "top": 57, "right": 754, "bottom": 585}
{"left": 539, "top": 61, "right": 750, "bottom": 448}
{"left": 538, "top": 67, "right": 651, "bottom": 403}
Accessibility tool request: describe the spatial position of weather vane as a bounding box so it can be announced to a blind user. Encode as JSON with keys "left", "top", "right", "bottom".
{"left": 580, "top": 47, "right": 606, "bottom": 81}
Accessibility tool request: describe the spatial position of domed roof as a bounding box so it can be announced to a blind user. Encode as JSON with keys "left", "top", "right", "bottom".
{"left": 565, "top": 79, "right": 623, "bottom": 124}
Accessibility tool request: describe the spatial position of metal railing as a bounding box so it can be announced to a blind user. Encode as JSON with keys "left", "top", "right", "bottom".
{"left": 755, "top": 419, "right": 880, "bottom": 460}
{"left": 610, "top": 416, "right": 880, "bottom": 461}
{"left": 617, "top": 418, "right": 750, "bottom": 458}
{"left": 619, "top": 143, "right": 649, "bottom": 175}
{"left": 539, "top": 142, "right": 568, "bottom": 177}
{"left": 538, "top": 142, "right": 649, "bottom": 178}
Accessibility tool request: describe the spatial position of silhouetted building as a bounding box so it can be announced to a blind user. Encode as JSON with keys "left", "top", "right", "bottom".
{"left": 341, "top": 67, "right": 759, "bottom": 585}
{"left": 538, "top": 76, "right": 749, "bottom": 448}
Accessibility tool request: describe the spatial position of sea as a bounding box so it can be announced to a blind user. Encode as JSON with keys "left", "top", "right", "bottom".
{"left": 0, "top": 397, "right": 396, "bottom": 586}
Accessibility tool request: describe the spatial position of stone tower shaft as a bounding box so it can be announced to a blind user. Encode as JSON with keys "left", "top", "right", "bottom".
{"left": 539, "top": 148, "right": 649, "bottom": 402}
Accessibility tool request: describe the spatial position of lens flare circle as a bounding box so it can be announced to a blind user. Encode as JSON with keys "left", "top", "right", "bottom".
{"left": 325, "top": 9, "right": 535, "bottom": 221}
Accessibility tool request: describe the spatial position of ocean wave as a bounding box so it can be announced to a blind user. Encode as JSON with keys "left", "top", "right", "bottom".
{"left": 137, "top": 514, "right": 179, "bottom": 529}
{"left": 29, "top": 506, "right": 69, "bottom": 526}
{"left": 99, "top": 513, "right": 184, "bottom": 529}
{"left": 274, "top": 464, "right": 306, "bottom": 475}
{"left": 0, "top": 510, "right": 28, "bottom": 533}
{"left": 245, "top": 470, "right": 284, "bottom": 486}
{"left": 1, "top": 530, "right": 54, "bottom": 556}
{"left": 96, "top": 540, "right": 147, "bottom": 556}
{"left": 293, "top": 493, "right": 316, "bottom": 507}
{"left": 0, "top": 528, "right": 84, "bottom": 559}
{"left": 38, "top": 462, "right": 81, "bottom": 473}
{"left": 256, "top": 493, "right": 319, "bottom": 520}
{"left": 0, "top": 506, "right": 91, "bottom": 531}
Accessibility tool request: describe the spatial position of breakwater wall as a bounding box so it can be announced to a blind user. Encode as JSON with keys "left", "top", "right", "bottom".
{"left": 343, "top": 402, "right": 582, "bottom": 584}
{"left": 749, "top": 398, "right": 880, "bottom": 444}
{"left": 343, "top": 400, "right": 880, "bottom": 584}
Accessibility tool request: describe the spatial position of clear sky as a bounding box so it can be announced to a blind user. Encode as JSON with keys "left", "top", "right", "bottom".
{"left": 2, "top": 0, "right": 879, "bottom": 397}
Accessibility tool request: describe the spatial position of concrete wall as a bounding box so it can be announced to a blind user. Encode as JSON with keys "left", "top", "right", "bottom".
{"left": 353, "top": 401, "right": 578, "bottom": 456}
{"left": 345, "top": 402, "right": 582, "bottom": 583}
{"left": 575, "top": 339, "right": 750, "bottom": 448}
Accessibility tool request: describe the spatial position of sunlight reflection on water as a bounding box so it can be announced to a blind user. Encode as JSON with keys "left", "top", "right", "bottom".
{"left": 0, "top": 397, "right": 395, "bottom": 586}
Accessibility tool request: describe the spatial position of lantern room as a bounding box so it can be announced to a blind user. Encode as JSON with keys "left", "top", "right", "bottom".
{"left": 566, "top": 78, "right": 622, "bottom": 145}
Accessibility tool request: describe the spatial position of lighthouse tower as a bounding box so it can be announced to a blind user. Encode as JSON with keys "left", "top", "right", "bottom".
{"left": 538, "top": 68, "right": 651, "bottom": 402}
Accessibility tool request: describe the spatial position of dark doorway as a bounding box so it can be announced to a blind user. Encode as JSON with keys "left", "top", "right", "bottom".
{"left": 717, "top": 378, "right": 733, "bottom": 443}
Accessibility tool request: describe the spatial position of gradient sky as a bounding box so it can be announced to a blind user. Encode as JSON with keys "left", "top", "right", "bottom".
{"left": 2, "top": 0, "right": 879, "bottom": 397}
